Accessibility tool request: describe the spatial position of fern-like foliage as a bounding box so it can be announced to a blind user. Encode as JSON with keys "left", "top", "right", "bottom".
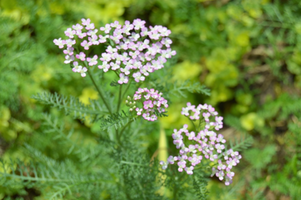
{"left": 99, "top": 110, "right": 133, "bottom": 131}
{"left": 41, "top": 114, "right": 81, "bottom": 155}
{"left": 149, "top": 80, "right": 210, "bottom": 100}
{"left": 193, "top": 173, "right": 209, "bottom": 200}
{"left": 0, "top": 142, "right": 116, "bottom": 200}
{"left": 170, "top": 80, "right": 211, "bottom": 97}
{"left": 32, "top": 92, "right": 109, "bottom": 120}
{"left": 112, "top": 147, "right": 165, "bottom": 200}
{"left": 228, "top": 134, "right": 254, "bottom": 152}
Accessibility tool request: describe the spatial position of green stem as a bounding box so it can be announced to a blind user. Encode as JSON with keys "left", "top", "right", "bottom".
{"left": 121, "top": 79, "right": 132, "bottom": 101}
{"left": 188, "top": 117, "right": 197, "bottom": 132}
{"left": 115, "top": 117, "right": 136, "bottom": 146}
{"left": 115, "top": 130, "right": 122, "bottom": 147}
{"left": 115, "top": 83, "right": 123, "bottom": 146}
{"left": 87, "top": 70, "right": 112, "bottom": 115}
{"left": 114, "top": 80, "right": 135, "bottom": 146}
{"left": 117, "top": 84, "right": 123, "bottom": 113}
{"left": 119, "top": 117, "right": 135, "bottom": 138}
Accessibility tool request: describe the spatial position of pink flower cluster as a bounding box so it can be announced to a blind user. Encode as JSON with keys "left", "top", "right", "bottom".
{"left": 126, "top": 88, "right": 168, "bottom": 121}
{"left": 160, "top": 103, "right": 242, "bottom": 185}
{"left": 181, "top": 102, "right": 223, "bottom": 130}
{"left": 53, "top": 18, "right": 176, "bottom": 82}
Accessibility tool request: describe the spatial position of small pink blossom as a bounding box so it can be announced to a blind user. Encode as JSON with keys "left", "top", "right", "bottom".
{"left": 76, "top": 52, "right": 86, "bottom": 61}
{"left": 87, "top": 55, "right": 98, "bottom": 66}
{"left": 118, "top": 73, "right": 128, "bottom": 84}
{"left": 53, "top": 38, "right": 65, "bottom": 48}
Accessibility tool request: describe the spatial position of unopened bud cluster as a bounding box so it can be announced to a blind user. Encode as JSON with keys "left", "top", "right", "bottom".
{"left": 125, "top": 96, "right": 137, "bottom": 111}
{"left": 127, "top": 88, "right": 168, "bottom": 121}
{"left": 160, "top": 103, "right": 242, "bottom": 185}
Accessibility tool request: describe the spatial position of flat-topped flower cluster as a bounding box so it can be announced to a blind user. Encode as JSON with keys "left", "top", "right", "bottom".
{"left": 160, "top": 103, "right": 242, "bottom": 185}
{"left": 53, "top": 18, "right": 176, "bottom": 83}
{"left": 126, "top": 88, "right": 168, "bottom": 121}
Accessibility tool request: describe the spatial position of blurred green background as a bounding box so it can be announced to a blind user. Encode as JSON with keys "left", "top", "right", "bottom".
{"left": 1, "top": 0, "right": 301, "bottom": 199}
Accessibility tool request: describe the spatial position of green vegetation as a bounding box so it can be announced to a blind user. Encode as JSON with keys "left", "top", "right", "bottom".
{"left": 1, "top": 0, "right": 301, "bottom": 199}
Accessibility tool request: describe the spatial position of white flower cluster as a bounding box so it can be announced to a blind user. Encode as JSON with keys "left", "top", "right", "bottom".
{"left": 53, "top": 18, "right": 176, "bottom": 83}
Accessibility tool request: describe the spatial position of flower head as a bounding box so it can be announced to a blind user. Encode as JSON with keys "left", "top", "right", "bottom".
{"left": 160, "top": 103, "right": 241, "bottom": 186}
{"left": 127, "top": 88, "right": 168, "bottom": 121}
{"left": 54, "top": 18, "right": 176, "bottom": 81}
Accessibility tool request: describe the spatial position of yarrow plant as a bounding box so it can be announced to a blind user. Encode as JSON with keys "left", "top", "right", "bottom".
{"left": 9, "top": 18, "right": 246, "bottom": 199}
{"left": 52, "top": 17, "right": 242, "bottom": 188}
{"left": 159, "top": 103, "right": 242, "bottom": 185}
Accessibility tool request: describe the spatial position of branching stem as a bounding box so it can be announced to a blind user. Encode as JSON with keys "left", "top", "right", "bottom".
{"left": 114, "top": 117, "right": 136, "bottom": 147}
{"left": 121, "top": 79, "right": 132, "bottom": 101}
{"left": 188, "top": 117, "right": 197, "bottom": 132}
{"left": 87, "top": 69, "right": 112, "bottom": 115}
{"left": 119, "top": 118, "right": 135, "bottom": 138}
